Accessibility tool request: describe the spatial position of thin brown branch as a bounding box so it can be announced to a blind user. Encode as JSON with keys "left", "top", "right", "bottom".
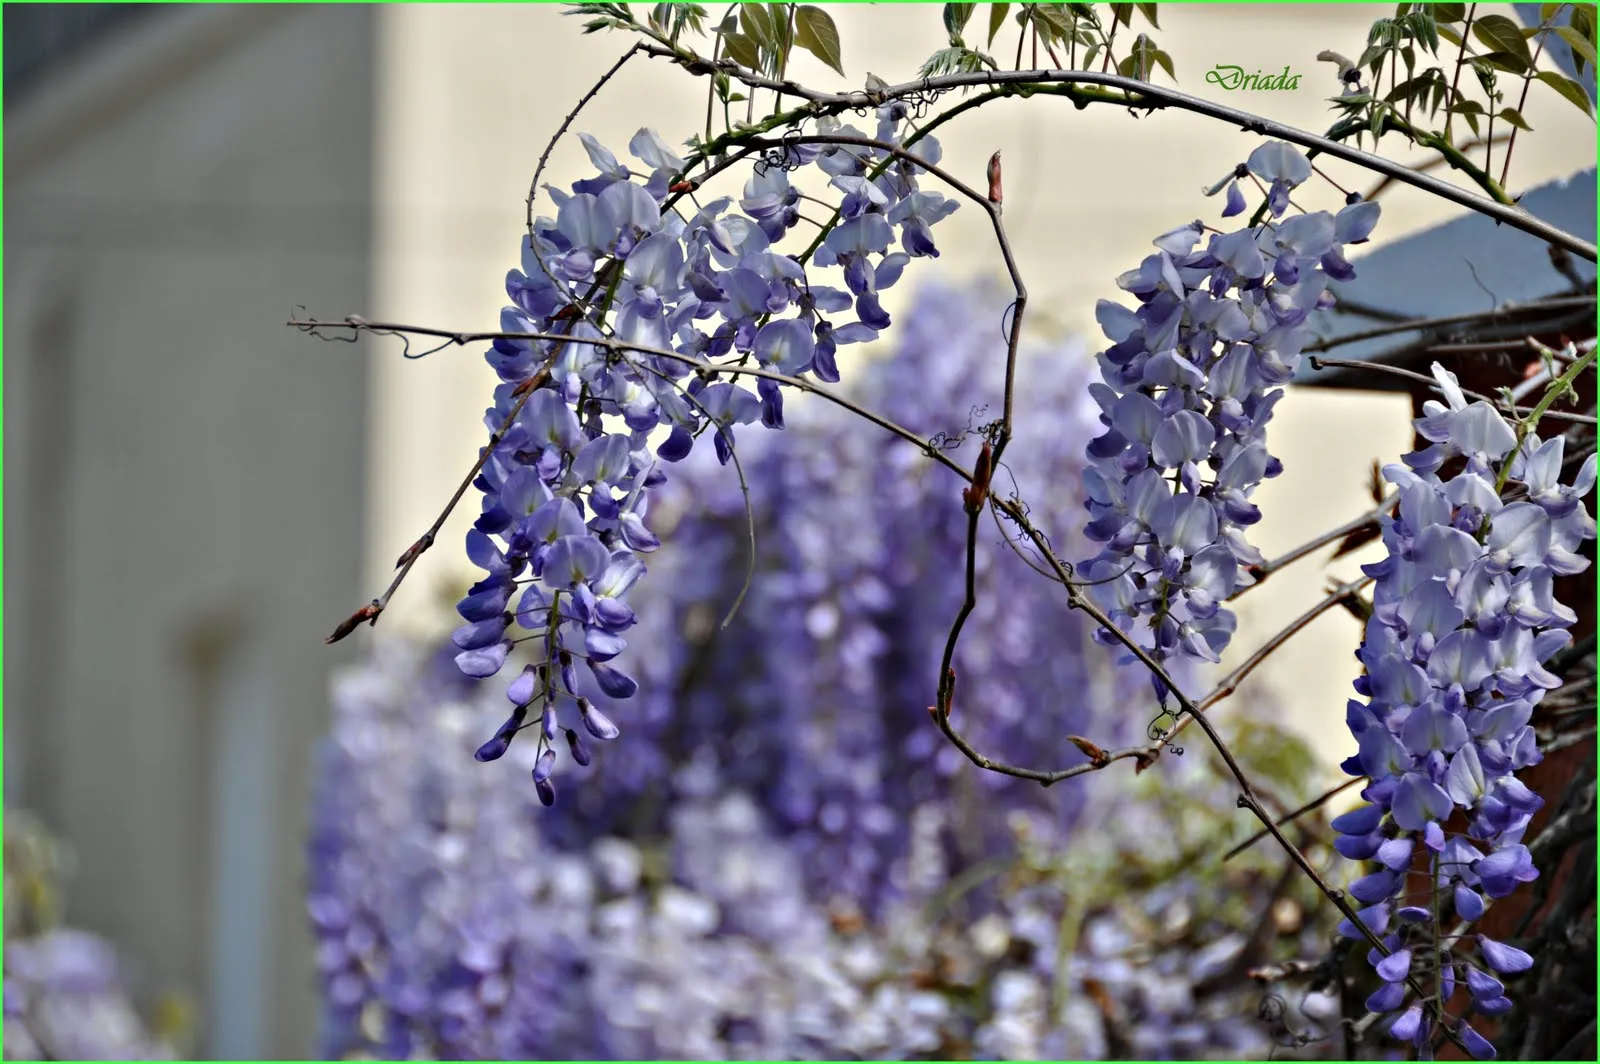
{"left": 1240, "top": 494, "right": 1398, "bottom": 590}
{"left": 1223, "top": 776, "right": 1365, "bottom": 862}
{"left": 1309, "top": 355, "right": 1598, "bottom": 425}
{"left": 1306, "top": 295, "right": 1597, "bottom": 354}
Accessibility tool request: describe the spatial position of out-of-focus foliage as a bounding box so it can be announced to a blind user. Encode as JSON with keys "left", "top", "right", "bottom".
{"left": 309, "top": 283, "right": 1344, "bottom": 1060}
{"left": 3, "top": 812, "right": 180, "bottom": 1061}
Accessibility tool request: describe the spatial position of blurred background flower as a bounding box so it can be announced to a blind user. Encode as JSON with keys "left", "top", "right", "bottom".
{"left": 306, "top": 282, "right": 1344, "bottom": 1060}
{"left": 3, "top": 811, "right": 183, "bottom": 1061}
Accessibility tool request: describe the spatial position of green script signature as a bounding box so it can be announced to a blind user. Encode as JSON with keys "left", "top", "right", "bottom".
{"left": 1207, "top": 64, "right": 1303, "bottom": 91}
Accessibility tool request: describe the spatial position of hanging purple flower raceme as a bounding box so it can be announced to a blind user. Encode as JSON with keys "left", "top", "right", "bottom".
{"left": 1079, "top": 142, "right": 1381, "bottom": 696}
{"left": 459, "top": 113, "right": 962, "bottom": 802}
{"left": 1331, "top": 362, "right": 1595, "bottom": 1057}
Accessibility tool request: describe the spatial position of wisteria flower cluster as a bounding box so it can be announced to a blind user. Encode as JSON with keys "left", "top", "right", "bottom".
{"left": 3, "top": 811, "right": 178, "bottom": 1061}
{"left": 1079, "top": 143, "right": 1380, "bottom": 686}
{"left": 457, "top": 113, "right": 961, "bottom": 803}
{"left": 311, "top": 287, "right": 1336, "bottom": 1059}
{"left": 488, "top": 281, "right": 1152, "bottom": 907}
{"left": 1329, "top": 362, "right": 1595, "bottom": 1057}
{"left": 308, "top": 641, "right": 1328, "bottom": 1061}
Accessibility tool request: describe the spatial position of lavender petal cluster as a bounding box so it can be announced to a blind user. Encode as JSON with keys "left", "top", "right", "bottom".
{"left": 1080, "top": 142, "right": 1381, "bottom": 686}
{"left": 537, "top": 280, "right": 1161, "bottom": 909}
{"left": 1331, "top": 363, "right": 1595, "bottom": 1057}
{"left": 311, "top": 282, "right": 1332, "bottom": 1058}
{"left": 3, "top": 811, "right": 177, "bottom": 1061}
{"left": 457, "top": 115, "right": 960, "bottom": 803}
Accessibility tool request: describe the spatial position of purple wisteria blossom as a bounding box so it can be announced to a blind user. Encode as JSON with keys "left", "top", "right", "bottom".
{"left": 310, "top": 282, "right": 1336, "bottom": 1060}
{"left": 1332, "top": 362, "right": 1595, "bottom": 1057}
{"left": 1080, "top": 142, "right": 1381, "bottom": 695}
{"left": 461, "top": 112, "right": 961, "bottom": 802}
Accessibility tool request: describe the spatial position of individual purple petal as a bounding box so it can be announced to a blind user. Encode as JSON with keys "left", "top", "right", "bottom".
{"left": 455, "top": 641, "right": 511, "bottom": 679}
{"left": 1331, "top": 804, "right": 1385, "bottom": 835}
{"left": 1477, "top": 935, "right": 1533, "bottom": 974}
{"left": 534, "top": 776, "right": 556, "bottom": 807}
{"left": 1350, "top": 868, "right": 1400, "bottom": 905}
{"left": 543, "top": 534, "right": 612, "bottom": 589}
{"left": 505, "top": 664, "right": 539, "bottom": 705}
{"left": 1375, "top": 837, "right": 1414, "bottom": 871}
{"left": 1464, "top": 967, "right": 1504, "bottom": 1001}
{"left": 587, "top": 660, "right": 638, "bottom": 699}
{"left": 579, "top": 699, "right": 621, "bottom": 740}
{"left": 1458, "top": 1022, "right": 1497, "bottom": 1061}
{"left": 532, "top": 748, "right": 557, "bottom": 784}
{"left": 1365, "top": 981, "right": 1406, "bottom": 1013}
{"left": 1388, "top": 1005, "right": 1424, "bottom": 1042}
{"left": 1455, "top": 884, "right": 1486, "bottom": 921}
{"left": 1475, "top": 844, "right": 1538, "bottom": 899}
{"left": 565, "top": 727, "right": 593, "bottom": 766}
{"left": 1375, "top": 948, "right": 1412, "bottom": 983}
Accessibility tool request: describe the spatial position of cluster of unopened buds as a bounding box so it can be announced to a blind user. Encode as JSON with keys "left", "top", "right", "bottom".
{"left": 1079, "top": 143, "right": 1380, "bottom": 692}
{"left": 455, "top": 112, "right": 959, "bottom": 803}
{"left": 1330, "top": 362, "right": 1594, "bottom": 1058}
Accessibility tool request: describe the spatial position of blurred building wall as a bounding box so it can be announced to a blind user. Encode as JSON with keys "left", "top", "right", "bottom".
{"left": 4, "top": 4, "right": 374, "bottom": 1057}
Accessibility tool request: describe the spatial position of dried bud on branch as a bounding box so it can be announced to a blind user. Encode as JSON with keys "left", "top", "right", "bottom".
{"left": 962, "top": 438, "right": 993, "bottom": 513}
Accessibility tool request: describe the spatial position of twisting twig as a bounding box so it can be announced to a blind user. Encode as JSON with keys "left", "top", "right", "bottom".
{"left": 1241, "top": 494, "right": 1399, "bottom": 588}
{"left": 1306, "top": 295, "right": 1597, "bottom": 355}
{"left": 1223, "top": 776, "right": 1365, "bottom": 862}
{"left": 1310, "top": 355, "right": 1598, "bottom": 425}
{"left": 321, "top": 356, "right": 555, "bottom": 644}
{"left": 526, "top": 41, "right": 643, "bottom": 245}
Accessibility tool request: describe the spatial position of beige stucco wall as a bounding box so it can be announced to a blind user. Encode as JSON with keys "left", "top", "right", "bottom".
{"left": 368, "top": 4, "right": 1594, "bottom": 771}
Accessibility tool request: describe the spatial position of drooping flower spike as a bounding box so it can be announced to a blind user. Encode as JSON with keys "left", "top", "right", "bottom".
{"left": 1332, "top": 362, "right": 1593, "bottom": 1054}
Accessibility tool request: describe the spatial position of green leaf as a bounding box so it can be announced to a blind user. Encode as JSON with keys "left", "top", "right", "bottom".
{"left": 1416, "top": 11, "right": 1440, "bottom": 54}
{"left": 944, "top": 3, "right": 976, "bottom": 41}
{"left": 1030, "top": 5, "right": 1075, "bottom": 41}
{"left": 1136, "top": 3, "right": 1160, "bottom": 30}
{"left": 1557, "top": 25, "right": 1598, "bottom": 69}
{"left": 739, "top": 3, "right": 778, "bottom": 51}
{"left": 722, "top": 30, "right": 762, "bottom": 69}
{"left": 1447, "top": 98, "right": 1485, "bottom": 115}
{"left": 1497, "top": 106, "right": 1533, "bottom": 130}
{"left": 1433, "top": 2, "right": 1466, "bottom": 22}
{"left": 1152, "top": 47, "right": 1176, "bottom": 82}
{"left": 1437, "top": 24, "right": 1464, "bottom": 47}
{"left": 1462, "top": 109, "right": 1481, "bottom": 136}
{"left": 1430, "top": 71, "right": 1448, "bottom": 114}
{"left": 1112, "top": 4, "right": 1134, "bottom": 28}
{"left": 987, "top": 2, "right": 1011, "bottom": 46}
{"left": 1477, "top": 49, "right": 1530, "bottom": 75}
{"left": 1573, "top": 4, "right": 1595, "bottom": 43}
{"left": 1537, "top": 69, "right": 1597, "bottom": 117}
{"left": 1540, "top": 3, "right": 1565, "bottom": 25}
{"left": 1472, "top": 13, "right": 1534, "bottom": 66}
{"left": 793, "top": 5, "right": 845, "bottom": 76}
